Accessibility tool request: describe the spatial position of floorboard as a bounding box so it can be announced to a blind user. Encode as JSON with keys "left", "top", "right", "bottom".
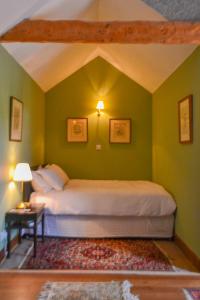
{"left": 0, "top": 271, "right": 200, "bottom": 300}
{"left": 0, "top": 238, "right": 200, "bottom": 299}
{"left": 156, "top": 240, "right": 199, "bottom": 272}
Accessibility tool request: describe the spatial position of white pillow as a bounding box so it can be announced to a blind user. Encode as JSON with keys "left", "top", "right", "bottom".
{"left": 37, "top": 168, "right": 64, "bottom": 191}
{"left": 48, "top": 164, "right": 69, "bottom": 184}
{"left": 31, "top": 171, "right": 53, "bottom": 193}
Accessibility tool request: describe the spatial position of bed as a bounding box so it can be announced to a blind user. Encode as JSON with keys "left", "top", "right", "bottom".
{"left": 29, "top": 178, "right": 176, "bottom": 238}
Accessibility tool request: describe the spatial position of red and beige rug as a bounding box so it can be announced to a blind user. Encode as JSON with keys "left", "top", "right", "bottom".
{"left": 22, "top": 238, "right": 173, "bottom": 271}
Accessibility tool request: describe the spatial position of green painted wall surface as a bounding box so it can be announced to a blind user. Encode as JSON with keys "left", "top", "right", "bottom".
{"left": 45, "top": 57, "right": 152, "bottom": 180}
{"left": 0, "top": 46, "right": 45, "bottom": 250}
{"left": 153, "top": 48, "right": 200, "bottom": 257}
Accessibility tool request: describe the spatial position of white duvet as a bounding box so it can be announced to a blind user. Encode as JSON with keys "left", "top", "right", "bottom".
{"left": 30, "top": 180, "right": 176, "bottom": 217}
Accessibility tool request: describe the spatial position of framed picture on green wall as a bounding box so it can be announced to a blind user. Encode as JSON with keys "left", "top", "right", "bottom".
{"left": 9, "top": 97, "right": 23, "bottom": 142}
{"left": 178, "top": 95, "right": 193, "bottom": 144}
{"left": 109, "top": 119, "right": 131, "bottom": 144}
{"left": 67, "top": 118, "right": 88, "bottom": 142}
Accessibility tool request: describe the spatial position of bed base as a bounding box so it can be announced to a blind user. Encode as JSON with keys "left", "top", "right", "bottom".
{"left": 33, "top": 214, "right": 175, "bottom": 239}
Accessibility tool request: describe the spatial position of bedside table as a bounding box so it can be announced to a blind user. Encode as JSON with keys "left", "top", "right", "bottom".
{"left": 5, "top": 204, "right": 45, "bottom": 258}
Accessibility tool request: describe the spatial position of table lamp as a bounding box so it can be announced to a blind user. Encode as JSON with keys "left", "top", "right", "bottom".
{"left": 13, "top": 163, "right": 32, "bottom": 209}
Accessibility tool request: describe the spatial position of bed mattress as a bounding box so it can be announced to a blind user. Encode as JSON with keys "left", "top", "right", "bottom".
{"left": 30, "top": 179, "right": 176, "bottom": 217}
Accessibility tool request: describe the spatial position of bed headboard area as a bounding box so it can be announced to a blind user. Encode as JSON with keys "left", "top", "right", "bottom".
{"left": 24, "top": 164, "right": 46, "bottom": 201}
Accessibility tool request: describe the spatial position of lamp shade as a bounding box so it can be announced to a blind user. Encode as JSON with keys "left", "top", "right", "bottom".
{"left": 96, "top": 100, "right": 104, "bottom": 110}
{"left": 13, "top": 163, "right": 32, "bottom": 182}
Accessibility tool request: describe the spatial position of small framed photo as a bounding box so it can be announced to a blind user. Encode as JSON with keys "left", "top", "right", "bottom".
{"left": 67, "top": 118, "right": 88, "bottom": 142}
{"left": 178, "top": 95, "right": 193, "bottom": 144}
{"left": 109, "top": 119, "right": 131, "bottom": 144}
{"left": 9, "top": 97, "right": 23, "bottom": 142}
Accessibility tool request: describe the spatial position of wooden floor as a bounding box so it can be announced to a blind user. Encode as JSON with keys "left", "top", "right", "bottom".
{"left": 0, "top": 271, "right": 200, "bottom": 300}
{"left": 0, "top": 239, "right": 199, "bottom": 299}
{"left": 156, "top": 240, "right": 199, "bottom": 272}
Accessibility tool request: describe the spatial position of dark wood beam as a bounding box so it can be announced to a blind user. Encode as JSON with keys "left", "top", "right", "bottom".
{"left": 0, "top": 19, "right": 200, "bottom": 44}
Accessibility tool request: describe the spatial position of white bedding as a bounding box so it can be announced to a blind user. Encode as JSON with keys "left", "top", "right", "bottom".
{"left": 30, "top": 179, "right": 176, "bottom": 217}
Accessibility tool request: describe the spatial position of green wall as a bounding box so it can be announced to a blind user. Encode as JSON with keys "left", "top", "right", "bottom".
{"left": 0, "top": 45, "right": 45, "bottom": 250}
{"left": 45, "top": 57, "right": 152, "bottom": 180}
{"left": 0, "top": 42, "right": 199, "bottom": 260}
{"left": 153, "top": 47, "right": 200, "bottom": 257}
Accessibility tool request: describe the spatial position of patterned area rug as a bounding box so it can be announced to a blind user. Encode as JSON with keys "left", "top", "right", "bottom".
{"left": 38, "top": 281, "right": 139, "bottom": 300}
{"left": 22, "top": 238, "right": 173, "bottom": 271}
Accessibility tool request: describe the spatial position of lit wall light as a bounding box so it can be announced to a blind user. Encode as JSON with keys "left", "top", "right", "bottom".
{"left": 96, "top": 100, "right": 104, "bottom": 116}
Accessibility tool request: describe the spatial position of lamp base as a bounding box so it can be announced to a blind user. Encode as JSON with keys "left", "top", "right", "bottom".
{"left": 16, "top": 202, "right": 31, "bottom": 209}
{"left": 16, "top": 202, "right": 25, "bottom": 209}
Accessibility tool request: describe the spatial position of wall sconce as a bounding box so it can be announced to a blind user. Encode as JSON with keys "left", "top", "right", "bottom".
{"left": 96, "top": 100, "right": 104, "bottom": 116}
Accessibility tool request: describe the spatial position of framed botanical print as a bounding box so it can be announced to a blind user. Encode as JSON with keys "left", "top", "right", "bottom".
{"left": 67, "top": 118, "right": 88, "bottom": 142}
{"left": 109, "top": 119, "right": 131, "bottom": 144}
{"left": 178, "top": 95, "right": 193, "bottom": 144}
{"left": 9, "top": 97, "right": 23, "bottom": 142}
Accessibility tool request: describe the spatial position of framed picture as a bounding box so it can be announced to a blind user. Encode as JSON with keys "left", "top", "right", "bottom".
{"left": 178, "top": 95, "right": 193, "bottom": 144}
{"left": 109, "top": 119, "right": 131, "bottom": 144}
{"left": 9, "top": 97, "right": 23, "bottom": 142}
{"left": 67, "top": 118, "right": 88, "bottom": 142}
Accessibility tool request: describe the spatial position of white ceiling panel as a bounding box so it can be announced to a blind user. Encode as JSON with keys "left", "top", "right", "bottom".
{"left": 0, "top": 0, "right": 196, "bottom": 92}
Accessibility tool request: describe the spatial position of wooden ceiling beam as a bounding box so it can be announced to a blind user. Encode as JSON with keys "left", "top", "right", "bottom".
{"left": 1, "top": 19, "right": 200, "bottom": 44}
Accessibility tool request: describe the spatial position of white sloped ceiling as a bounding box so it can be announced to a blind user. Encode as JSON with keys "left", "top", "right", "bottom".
{"left": 0, "top": 0, "right": 196, "bottom": 92}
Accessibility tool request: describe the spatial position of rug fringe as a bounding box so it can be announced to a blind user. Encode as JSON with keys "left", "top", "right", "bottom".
{"left": 122, "top": 280, "right": 140, "bottom": 300}
{"left": 37, "top": 281, "right": 140, "bottom": 300}
{"left": 37, "top": 282, "right": 52, "bottom": 300}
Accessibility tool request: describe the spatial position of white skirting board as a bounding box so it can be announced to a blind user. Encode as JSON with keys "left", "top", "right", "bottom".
{"left": 31, "top": 214, "right": 174, "bottom": 238}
